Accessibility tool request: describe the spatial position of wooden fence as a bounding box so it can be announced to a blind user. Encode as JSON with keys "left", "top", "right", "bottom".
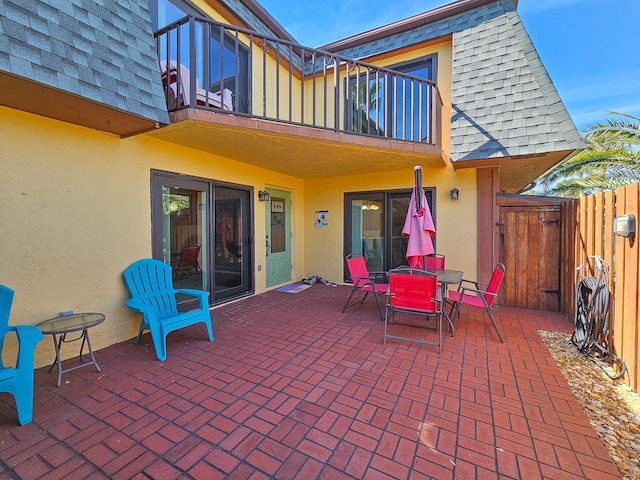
{"left": 561, "top": 183, "right": 639, "bottom": 393}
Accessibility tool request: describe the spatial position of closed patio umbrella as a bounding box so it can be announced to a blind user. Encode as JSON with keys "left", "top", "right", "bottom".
{"left": 402, "top": 166, "right": 435, "bottom": 268}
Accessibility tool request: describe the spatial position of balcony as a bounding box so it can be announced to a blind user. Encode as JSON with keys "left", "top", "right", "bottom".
{"left": 149, "top": 16, "right": 447, "bottom": 178}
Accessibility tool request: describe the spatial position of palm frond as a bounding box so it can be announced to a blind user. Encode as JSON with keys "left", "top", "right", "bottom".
{"left": 539, "top": 151, "right": 634, "bottom": 181}
{"left": 546, "top": 175, "right": 624, "bottom": 198}
{"left": 582, "top": 112, "right": 640, "bottom": 148}
{"left": 530, "top": 111, "right": 640, "bottom": 196}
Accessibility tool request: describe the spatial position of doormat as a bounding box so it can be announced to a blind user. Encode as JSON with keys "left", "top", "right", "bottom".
{"left": 275, "top": 283, "right": 311, "bottom": 294}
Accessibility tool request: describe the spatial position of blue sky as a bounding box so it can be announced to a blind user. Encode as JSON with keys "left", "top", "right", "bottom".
{"left": 258, "top": 0, "right": 639, "bottom": 131}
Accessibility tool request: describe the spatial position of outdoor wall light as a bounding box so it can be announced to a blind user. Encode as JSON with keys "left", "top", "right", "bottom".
{"left": 450, "top": 188, "right": 460, "bottom": 201}
{"left": 258, "top": 190, "right": 270, "bottom": 202}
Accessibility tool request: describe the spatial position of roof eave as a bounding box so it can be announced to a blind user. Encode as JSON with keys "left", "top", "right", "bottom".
{"left": 208, "top": 0, "right": 297, "bottom": 43}
{"left": 318, "top": 0, "right": 496, "bottom": 52}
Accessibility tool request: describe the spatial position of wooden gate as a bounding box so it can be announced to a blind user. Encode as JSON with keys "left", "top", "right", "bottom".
{"left": 497, "top": 195, "right": 566, "bottom": 311}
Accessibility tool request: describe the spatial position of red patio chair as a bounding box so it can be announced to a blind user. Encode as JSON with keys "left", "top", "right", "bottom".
{"left": 423, "top": 254, "right": 445, "bottom": 270}
{"left": 171, "top": 245, "right": 202, "bottom": 279}
{"left": 342, "top": 254, "right": 388, "bottom": 320}
{"left": 448, "top": 263, "right": 505, "bottom": 342}
{"left": 383, "top": 268, "right": 443, "bottom": 353}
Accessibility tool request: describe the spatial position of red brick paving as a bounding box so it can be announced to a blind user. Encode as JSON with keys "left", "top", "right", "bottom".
{"left": 0, "top": 284, "right": 622, "bottom": 479}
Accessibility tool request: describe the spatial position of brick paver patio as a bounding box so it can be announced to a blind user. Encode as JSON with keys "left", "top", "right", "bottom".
{"left": 0, "top": 283, "right": 621, "bottom": 479}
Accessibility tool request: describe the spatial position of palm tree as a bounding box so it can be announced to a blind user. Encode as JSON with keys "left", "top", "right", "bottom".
{"left": 350, "top": 73, "right": 384, "bottom": 136}
{"left": 528, "top": 112, "right": 640, "bottom": 197}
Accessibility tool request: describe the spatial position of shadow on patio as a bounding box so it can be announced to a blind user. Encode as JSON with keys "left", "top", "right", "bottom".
{"left": 0, "top": 284, "right": 621, "bottom": 479}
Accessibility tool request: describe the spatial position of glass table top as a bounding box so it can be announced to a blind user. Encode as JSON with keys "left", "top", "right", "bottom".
{"left": 426, "top": 269, "right": 463, "bottom": 285}
{"left": 36, "top": 312, "right": 105, "bottom": 334}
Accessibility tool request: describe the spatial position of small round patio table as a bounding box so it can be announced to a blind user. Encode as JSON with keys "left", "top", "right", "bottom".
{"left": 36, "top": 312, "right": 104, "bottom": 387}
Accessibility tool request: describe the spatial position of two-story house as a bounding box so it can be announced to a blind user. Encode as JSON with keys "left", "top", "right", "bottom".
{"left": 0, "top": 0, "right": 582, "bottom": 366}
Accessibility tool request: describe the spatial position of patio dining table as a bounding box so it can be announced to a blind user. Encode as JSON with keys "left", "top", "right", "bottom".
{"left": 426, "top": 268, "right": 463, "bottom": 287}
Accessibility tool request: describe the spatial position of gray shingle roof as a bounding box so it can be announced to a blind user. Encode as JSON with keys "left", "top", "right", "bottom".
{"left": 327, "top": 0, "right": 583, "bottom": 162}
{"left": 0, "top": 0, "right": 169, "bottom": 125}
{"left": 449, "top": 7, "right": 583, "bottom": 161}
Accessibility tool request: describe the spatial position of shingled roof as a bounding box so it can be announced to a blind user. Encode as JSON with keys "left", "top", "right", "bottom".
{"left": 321, "top": 0, "right": 584, "bottom": 165}
{"left": 0, "top": 0, "right": 169, "bottom": 131}
{"left": 449, "top": 6, "right": 583, "bottom": 162}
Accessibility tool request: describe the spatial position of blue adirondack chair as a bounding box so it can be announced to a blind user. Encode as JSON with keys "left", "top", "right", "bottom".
{"left": 0, "top": 285, "right": 43, "bottom": 425}
{"left": 122, "top": 259, "right": 214, "bottom": 361}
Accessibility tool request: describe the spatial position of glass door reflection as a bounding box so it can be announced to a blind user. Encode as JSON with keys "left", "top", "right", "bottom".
{"left": 348, "top": 196, "right": 384, "bottom": 272}
{"left": 161, "top": 185, "right": 207, "bottom": 305}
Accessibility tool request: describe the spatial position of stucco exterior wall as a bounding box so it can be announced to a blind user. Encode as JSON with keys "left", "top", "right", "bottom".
{"left": 0, "top": 106, "right": 304, "bottom": 369}
{"left": 302, "top": 167, "right": 478, "bottom": 286}
{"left": 1, "top": 101, "right": 475, "bottom": 370}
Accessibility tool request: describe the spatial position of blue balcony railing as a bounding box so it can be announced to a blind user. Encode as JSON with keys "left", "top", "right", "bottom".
{"left": 155, "top": 16, "right": 442, "bottom": 147}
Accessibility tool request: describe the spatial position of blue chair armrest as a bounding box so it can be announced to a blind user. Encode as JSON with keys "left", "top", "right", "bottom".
{"left": 175, "top": 289, "right": 210, "bottom": 306}
{"left": 124, "top": 298, "right": 155, "bottom": 315}
{"left": 14, "top": 326, "right": 43, "bottom": 369}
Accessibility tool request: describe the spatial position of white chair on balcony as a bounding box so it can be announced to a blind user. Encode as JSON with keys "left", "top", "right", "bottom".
{"left": 160, "top": 60, "right": 233, "bottom": 111}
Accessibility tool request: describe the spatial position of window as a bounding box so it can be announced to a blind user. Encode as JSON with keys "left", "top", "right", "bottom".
{"left": 389, "top": 56, "right": 436, "bottom": 142}
{"left": 346, "top": 68, "right": 387, "bottom": 136}
{"left": 343, "top": 189, "right": 436, "bottom": 281}
{"left": 151, "top": 0, "right": 250, "bottom": 113}
{"left": 149, "top": 0, "right": 200, "bottom": 31}
{"left": 345, "top": 55, "right": 436, "bottom": 142}
{"left": 208, "top": 26, "right": 250, "bottom": 113}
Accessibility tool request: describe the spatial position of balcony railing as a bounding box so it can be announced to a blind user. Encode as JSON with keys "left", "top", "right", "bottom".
{"left": 155, "top": 16, "right": 442, "bottom": 147}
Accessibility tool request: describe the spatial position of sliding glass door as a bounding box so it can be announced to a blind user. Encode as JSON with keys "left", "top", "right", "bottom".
{"left": 214, "top": 186, "right": 251, "bottom": 298}
{"left": 152, "top": 171, "right": 253, "bottom": 306}
{"left": 344, "top": 189, "right": 435, "bottom": 281}
{"left": 346, "top": 193, "right": 385, "bottom": 272}
{"left": 155, "top": 176, "right": 208, "bottom": 308}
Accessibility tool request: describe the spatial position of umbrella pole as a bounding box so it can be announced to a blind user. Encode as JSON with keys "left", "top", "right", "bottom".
{"left": 414, "top": 166, "right": 423, "bottom": 211}
{"left": 413, "top": 165, "right": 427, "bottom": 268}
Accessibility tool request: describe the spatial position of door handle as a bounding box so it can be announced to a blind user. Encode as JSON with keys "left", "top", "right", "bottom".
{"left": 541, "top": 289, "right": 560, "bottom": 296}
{"left": 266, "top": 235, "right": 270, "bottom": 257}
